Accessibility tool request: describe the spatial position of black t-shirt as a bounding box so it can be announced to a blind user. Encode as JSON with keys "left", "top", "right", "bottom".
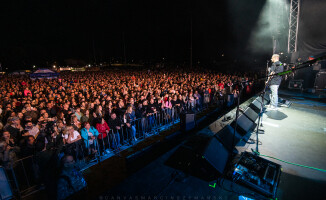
{"left": 5, "top": 126, "right": 22, "bottom": 143}
{"left": 107, "top": 118, "right": 121, "bottom": 133}
{"left": 176, "top": 99, "right": 184, "bottom": 107}
{"left": 113, "top": 107, "right": 125, "bottom": 120}
{"left": 140, "top": 105, "right": 148, "bottom": 117}
{"left": 147, "top": 103, "right": 157, "bottom": 114}
{"left": 20, "top": 144, "right": 35, "bottom": 158}
{"left": 171, "top": 100, "right": 178, "bottom": 107}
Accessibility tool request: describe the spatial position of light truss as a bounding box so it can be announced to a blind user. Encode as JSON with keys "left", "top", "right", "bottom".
{"left": 287, "top": 0, "right": 300, "bottom": 53}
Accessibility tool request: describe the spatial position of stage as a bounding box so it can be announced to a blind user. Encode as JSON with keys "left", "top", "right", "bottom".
{"left": 99, "top": 90, "right": 326, "bottom": 200}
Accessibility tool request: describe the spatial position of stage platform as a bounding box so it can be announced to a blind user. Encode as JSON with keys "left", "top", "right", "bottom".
{"left": 100, "top": 90, "right": 326, "bottom": 200}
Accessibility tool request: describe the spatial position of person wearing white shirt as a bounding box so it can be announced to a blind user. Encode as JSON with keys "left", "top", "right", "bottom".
{"left": 65, "top": 126, "right": 81, "bottom": 144}
{"left": 24, "top": 121, "right": 40, "bottom": 138}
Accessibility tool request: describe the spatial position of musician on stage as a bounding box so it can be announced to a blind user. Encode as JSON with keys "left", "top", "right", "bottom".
{"left": 267, "top": 54, "right": 284, "bottom": 110}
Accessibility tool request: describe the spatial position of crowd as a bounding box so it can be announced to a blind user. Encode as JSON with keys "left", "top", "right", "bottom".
{"left": 0, "top": 67, "right": 262, "bottom": 199}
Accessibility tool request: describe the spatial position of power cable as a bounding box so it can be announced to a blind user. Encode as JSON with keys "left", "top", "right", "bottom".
{"left": 252, "top": 150, "right": 326, "bottom": 173}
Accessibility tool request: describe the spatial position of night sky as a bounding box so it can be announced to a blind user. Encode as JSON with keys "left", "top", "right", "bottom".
{"left": 0, "top": 0, "right": 269, "bottom": 70}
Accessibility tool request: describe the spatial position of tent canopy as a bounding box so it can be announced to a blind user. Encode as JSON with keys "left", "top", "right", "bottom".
{"left": 30, "top": 68, "right": 59, "bottom": 79}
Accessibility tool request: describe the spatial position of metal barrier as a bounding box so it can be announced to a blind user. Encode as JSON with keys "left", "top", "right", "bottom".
{"left": 5, "top": 155, "right": 42, "bottom": 199}
{"left": 0, "top": 166, "right": 13, "bottom": 200}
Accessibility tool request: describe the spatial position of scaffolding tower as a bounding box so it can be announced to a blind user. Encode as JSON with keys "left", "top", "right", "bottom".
{"left": 288, "top": 0, "right": 300, "bottom": 53}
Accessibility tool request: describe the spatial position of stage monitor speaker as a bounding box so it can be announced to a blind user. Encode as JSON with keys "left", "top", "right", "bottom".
{"left": 180, "top": 112, "right": 195, "bottom": 132}
{"left": 249, "top": 99, "right": 262, "bottom": 114}
{"left": 0, "top": 167, "right": 13, "bottom": 200}
{"left": 217, "top": 125, "right": 242, "bottom": 152}
{"left": 256, "top": 96, "right": 268, "bottom": 105}
{"left": 165, "top": 135, "right": 229, "bottom": 181}
{"left": 230, "top": 114, "right": 255, "bottom": 136}
{"left": 243, "top": 107, "right": 259, "bottom": 122}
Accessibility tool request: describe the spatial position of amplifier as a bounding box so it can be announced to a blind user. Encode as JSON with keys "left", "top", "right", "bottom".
{"left": 232, "top": 152, "right": 281, "bottom": 198}
{"left": 314, "top": 72, "right": 326, "bottom": 90}
{"left": 288, "top": 79, "right": 303, "bottom": 89}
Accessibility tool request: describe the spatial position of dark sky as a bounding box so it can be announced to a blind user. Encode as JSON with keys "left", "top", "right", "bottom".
{"left": 0, "top": 0, "right": 269, "bottom": 70}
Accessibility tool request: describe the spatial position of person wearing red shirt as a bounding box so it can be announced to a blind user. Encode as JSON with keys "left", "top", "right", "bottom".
{"left": 95, "top": 118, "right": 110, "bottom": 155}
{"left": 218, "top": 82, "right": 224, "bottom": 90}
{"left": 24, "top": 87, "right": 32, "bottom": 97}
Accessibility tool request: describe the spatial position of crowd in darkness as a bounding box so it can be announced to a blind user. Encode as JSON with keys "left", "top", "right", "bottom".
{"left": 0, "top": 66, "right": 262, "bottom": 199}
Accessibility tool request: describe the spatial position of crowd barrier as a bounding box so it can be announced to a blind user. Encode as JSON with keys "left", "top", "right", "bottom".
{"left": 4, "top": 155, "right": 41, "bottom": 199}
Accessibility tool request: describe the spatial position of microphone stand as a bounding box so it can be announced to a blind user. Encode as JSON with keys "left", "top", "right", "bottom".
{"left": 266, "top": 60, "right": 270, "bottom": 77}
{"left": 253, "top": 60, "right": 272, "bottom": 153}
{"left": 231, "top": 81, "right": 244, "bottom": 157}
{"left": 254, "top": 74, "right": 272, "bottom": 154}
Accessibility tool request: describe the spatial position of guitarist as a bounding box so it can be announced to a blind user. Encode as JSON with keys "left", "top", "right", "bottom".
{"left": 267, "top": 54, "right": 284, "bottom": 110}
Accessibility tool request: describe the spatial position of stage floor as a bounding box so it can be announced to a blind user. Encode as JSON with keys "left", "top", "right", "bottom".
{"left": 243, "top": 92, "right": 326, "bottom": 200}
{"left": 101, "top": 91, "right": 326, "bottom": 200}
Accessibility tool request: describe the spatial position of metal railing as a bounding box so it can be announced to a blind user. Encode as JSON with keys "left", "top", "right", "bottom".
{"left": 5, "top": 155, "right": 42, "bottom": 199}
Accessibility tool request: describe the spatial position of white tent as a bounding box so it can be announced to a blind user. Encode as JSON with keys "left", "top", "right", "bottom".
{"left": 30, "top": 68, "right": 59, "bottom": 79}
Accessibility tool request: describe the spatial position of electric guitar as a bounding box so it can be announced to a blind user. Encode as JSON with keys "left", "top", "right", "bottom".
{"left": 266, "top": 71, "right": 275, "bottom": 85}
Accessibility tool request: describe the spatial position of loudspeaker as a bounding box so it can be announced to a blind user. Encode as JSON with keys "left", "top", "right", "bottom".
{"left": 0, "top": 167, "right": 13, "bottom": 200}
{"left": 217, "top": 125, "right": 242, "bottom": 151}
{"left": 230, "top": 114, "right": 255, "bottom": 136}
{"left": 314, "top": 72, "right": 326, "bottom": 89}
{"left": 243, "top": 107, "right": 259, "bottom": 122}
{"left": 256, "top": 96, "right": 268, "bottom": 105}
{"left": 288, "top": 79, "right": 304, "bottom": 89}
{"left": 165, "top": 135, "right": 229, "bottom": 181}
{"left": 180, "top": 112, "right": 195, "bottom": 132}
{"left": 249, "top": 99, "right": 262, "bottom": 114}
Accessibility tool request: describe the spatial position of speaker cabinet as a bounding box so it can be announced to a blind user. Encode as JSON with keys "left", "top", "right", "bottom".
{"left": 217, "top": 125, "right": 242, "bottom": 151}
{"left": 230, "top": 114, "right": 255, "bottom": 136}
{"left": 315, "top": 72, "right": 326, "bottom": 89}
{"left": 165, "top": 135, "right": 229, "bottom": 181}
{"left": 180, "top": 112, "right": 195, "bottom": 132}
{"left": 249, "top": 99, "right": 262, "bottom": 114}
{"left": 243, "top": 107, "right": 259, "bottom": 122}
{"left": 256, "top": 96, "right": 269, "bottom": 105}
